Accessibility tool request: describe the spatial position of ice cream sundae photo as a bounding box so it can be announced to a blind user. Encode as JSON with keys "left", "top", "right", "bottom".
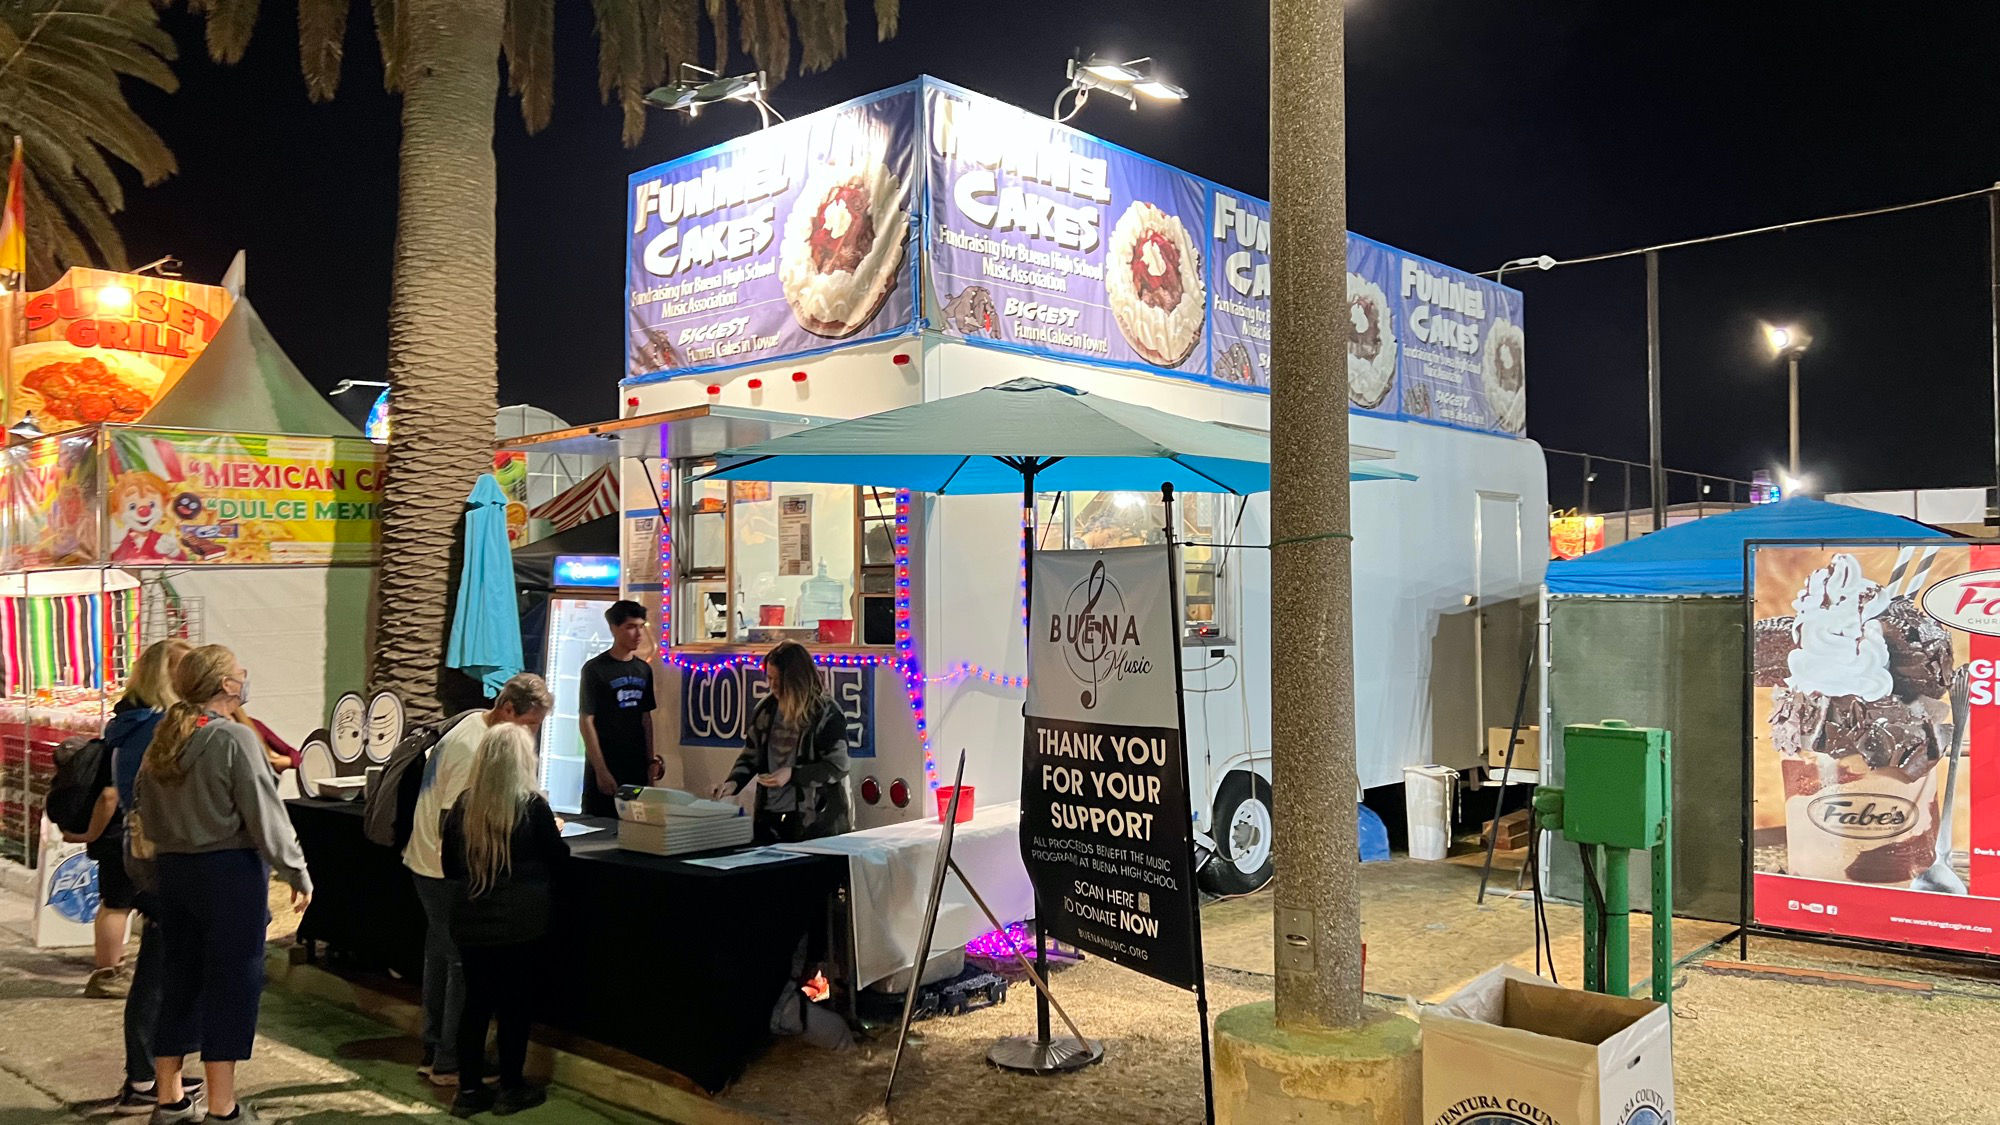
{"left": 1763, "top": 552, "right": 1954, "bottom": 885}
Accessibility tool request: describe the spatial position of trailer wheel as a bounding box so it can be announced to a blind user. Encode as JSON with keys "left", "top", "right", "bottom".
{"left": 1201, "top": 773, "right": 1274, "bottom": 895}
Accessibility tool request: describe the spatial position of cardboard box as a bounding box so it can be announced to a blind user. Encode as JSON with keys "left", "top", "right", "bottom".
{"left": 1485, "top": 726, "right": 1540, "bottom": 771}
{"left": 1421, "top": 965, "right": 1674, "bottom": 1125}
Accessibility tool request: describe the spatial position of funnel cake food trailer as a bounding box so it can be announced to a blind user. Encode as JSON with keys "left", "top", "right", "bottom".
{"left": 557, "top": 78, "right": 1545, "bottom": 889}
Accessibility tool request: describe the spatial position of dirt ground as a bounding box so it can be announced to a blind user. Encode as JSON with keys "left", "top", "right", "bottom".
{"left": 716, "top": 851, "right": 2000, "bottom": 1124}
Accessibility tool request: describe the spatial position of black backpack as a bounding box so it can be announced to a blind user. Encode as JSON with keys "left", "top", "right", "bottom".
{"left": 361, "top": 710, "right": 483, "bottom": 850}
{"left": 47, "top": 735, "right": 108, "bottom": 836}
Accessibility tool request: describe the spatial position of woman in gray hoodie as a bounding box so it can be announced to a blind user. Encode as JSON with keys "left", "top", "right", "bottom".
{"left": 132, "top": 645, "right": 310, "bottom": 1125}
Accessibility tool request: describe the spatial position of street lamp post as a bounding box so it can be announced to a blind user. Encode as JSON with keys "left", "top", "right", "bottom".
{"left": 1766, "top": 324, "right": 1811, "bottom": 480}
{"left": 1787, "top": 350, "right": 1801, "bottom": 478}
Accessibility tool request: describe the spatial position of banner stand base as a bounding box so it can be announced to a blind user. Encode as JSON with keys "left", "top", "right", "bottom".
{"left": 987, "top": 1035, "right": 1105, "bottom": 1073}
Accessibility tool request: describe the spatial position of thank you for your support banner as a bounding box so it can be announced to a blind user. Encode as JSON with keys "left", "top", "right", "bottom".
{"left": 1021, "top": 544, "right": 1198, "bottom": 990}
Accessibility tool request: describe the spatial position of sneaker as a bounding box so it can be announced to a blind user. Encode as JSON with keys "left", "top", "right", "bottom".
{"left": 85, "top": 966, "right": 130, "bottom": 998}
{"left": 492, "top": 1086, "right": 547, "bottom": 1116}
{"left": 425, "top": 1068, "right": 461, "bottom": 1088}
{"left": 147, "top": 1095, "right": 203, "bottom": 1125}
{"left": 204, "top": 1105, "right": 265, "bottom": 1124}
{"left": 449, "top": 1087, "right": 496, "bottom": 1118}
{"left": 113, "top": 1081, "right": 158, "bottom": 1115}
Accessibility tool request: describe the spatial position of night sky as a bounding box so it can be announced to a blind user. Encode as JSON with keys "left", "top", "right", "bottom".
{"left": 112, "top": 1, "right": 2000, "bottom": 501}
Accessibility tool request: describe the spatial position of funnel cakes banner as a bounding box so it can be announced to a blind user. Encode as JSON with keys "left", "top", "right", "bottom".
{"left": 1750, "top": 541, "right": 2000, "bottom": 955}
{"left": 624, "top": 84, "right": 919, "bottom": 380}
{"left": 621, "top": 79, "right": 1527, "bottom": 438}
{"left": 925, "top": 82, "right": 1212, "bottom": 377}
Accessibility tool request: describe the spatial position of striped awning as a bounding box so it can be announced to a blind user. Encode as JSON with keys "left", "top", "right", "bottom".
{"left": 530, "top": 465, "right": 618, "bottom": 534}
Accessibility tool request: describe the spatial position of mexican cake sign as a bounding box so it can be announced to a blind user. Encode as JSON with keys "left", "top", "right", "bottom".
{"left": 104, "top": 428, "right": 382, "bottom": 565}
{"left": 623, "top": 78, "right": 1526, "bottom": 439}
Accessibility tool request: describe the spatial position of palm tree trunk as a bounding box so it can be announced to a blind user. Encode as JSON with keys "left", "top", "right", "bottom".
{"left": 1270, "top": 0, "right": 1362, "bottom": 1028}
{"left": 370, "top": 0, "right": 506, "bottom": 715}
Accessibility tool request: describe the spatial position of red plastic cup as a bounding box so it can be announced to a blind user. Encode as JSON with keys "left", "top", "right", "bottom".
{"left": 936, "top": 785, "right": 975, "bottom": 824}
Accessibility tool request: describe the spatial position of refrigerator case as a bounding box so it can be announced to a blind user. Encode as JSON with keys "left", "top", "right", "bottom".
{"left": 540, "top": 595, "right": 615, "bottom": 814}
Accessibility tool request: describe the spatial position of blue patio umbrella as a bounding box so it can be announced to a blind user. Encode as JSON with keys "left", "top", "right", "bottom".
{"left": 701, "top": 376, "right": 1412, "bottom": 495}
{"left": 446, "top": 473, "right": 525, "bottom": 697}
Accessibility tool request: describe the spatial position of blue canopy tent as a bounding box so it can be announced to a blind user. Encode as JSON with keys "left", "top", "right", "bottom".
{"left": 1541, "top": 495, "right": 1958, "bottom": 924}
{"left": 1547, "top": 496, "right": 1952, "bottom": 596}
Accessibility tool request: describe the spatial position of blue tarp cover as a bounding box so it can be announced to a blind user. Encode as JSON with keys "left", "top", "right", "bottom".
{"left": 1545, "top": 496, "right": 1953, "bottom": 596}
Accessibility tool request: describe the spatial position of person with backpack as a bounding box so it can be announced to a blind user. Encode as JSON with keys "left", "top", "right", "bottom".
{"left": 401, "top": 674, "right": 551, "bottom": 1089}
{"left": 86, "top": 639, "right": 196, "bottom": 1114}
{"left": 131, "top": 645, "right": 310, "bottom": 1125}
{"left": 710, "top": 642, "right": 852, "bottom": 843}
{"left": 441, "top": 723, "right": 567, "bottom": 1117}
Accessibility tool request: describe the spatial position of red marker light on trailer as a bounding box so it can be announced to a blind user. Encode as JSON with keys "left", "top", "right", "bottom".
{"left": 860, "top": 776, "right": 880, "bottom": 805}
{"left": 706, "top": 384, "right": 721, "bottom": 396}
{"left": 891, "top": 353, "right": 911, "bottom": 366}
{"left": 889, "top": 779, "right": 910, "bottom": 808}
{"left": 792, "top": 370, "right": 808, "bottom": 383}
{"left": 747, "top": 378, "right": 763, "bottom": 390}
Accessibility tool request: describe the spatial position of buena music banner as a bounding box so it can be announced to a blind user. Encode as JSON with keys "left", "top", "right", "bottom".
{"left": 1020, "top": 544, "right": 1198, "bottom": 989}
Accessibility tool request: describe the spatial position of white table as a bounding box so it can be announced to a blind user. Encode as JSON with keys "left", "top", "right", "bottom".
{"left": 775, "top": 802, "right": 1033, "bottom": 989}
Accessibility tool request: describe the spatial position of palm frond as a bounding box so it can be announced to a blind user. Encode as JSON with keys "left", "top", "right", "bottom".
{"left": 786, "top": 0, "right": 843, "bottom": 75}
{"left": 297, "top": 0, "right": 349, "bottom": 101}
{"left": 0, "top": 0, "right": 178, "bottom": 285}
{"left": 370, "top": 0, "right": 403, "bottom": 91}
{"left": 735, "top": 0, "right": 786, "bottom": 83}
{"left": 588, "top": 0, "right": 898, "bottom": 147}
{"left": 201, "top": 0, "right": 262, "bottom": 64}
{"left": 502, "top": 0, "right": 554, "bottom": 132}
{"left": 702, "top": 0, "right": 726, "bottom": 78}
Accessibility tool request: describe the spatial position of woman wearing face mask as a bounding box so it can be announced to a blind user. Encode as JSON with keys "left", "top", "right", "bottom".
{"left": 710, "top": 641, "right": 851, "bottom": 843}
{"left": 132, "top": 645, "right": 311, "bottom": 1125}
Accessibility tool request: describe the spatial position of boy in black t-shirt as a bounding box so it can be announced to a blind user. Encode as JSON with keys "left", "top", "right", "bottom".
{"left": 579, "top": 600, "right": 660, "bottom": 817}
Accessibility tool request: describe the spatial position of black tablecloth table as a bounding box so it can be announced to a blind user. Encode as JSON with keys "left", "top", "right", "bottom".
{"left": 287, "top": 799, "right": 841, "bottom": 1093}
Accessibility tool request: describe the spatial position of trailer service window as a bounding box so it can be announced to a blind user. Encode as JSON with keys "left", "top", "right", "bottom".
{"left": 677, "top": 465, "right": 895, "bottom": 648}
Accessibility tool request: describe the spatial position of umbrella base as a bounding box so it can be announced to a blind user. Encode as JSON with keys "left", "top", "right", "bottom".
{"left": 986, "top": 1035, "right": 1105, "bottom": 1073}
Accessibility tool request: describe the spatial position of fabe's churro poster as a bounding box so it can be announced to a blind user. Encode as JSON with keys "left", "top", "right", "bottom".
{"left": 103, "top": 428, "right": 382, "bottom": 566}
{"left": 1751, "top": 540, "right": 2000, "bottom": 954}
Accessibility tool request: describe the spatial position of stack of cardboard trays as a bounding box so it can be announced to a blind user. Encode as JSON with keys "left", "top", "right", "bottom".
{"left": 614, "top": 787, "right": 753, "bottom": 856}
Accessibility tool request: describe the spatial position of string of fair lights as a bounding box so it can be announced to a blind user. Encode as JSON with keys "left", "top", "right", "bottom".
{"left": 654, "top": 475, "right": 1033, "bottom": 795}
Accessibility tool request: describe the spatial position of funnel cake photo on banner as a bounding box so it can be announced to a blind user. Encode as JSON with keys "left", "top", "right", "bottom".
{"left": 1105, "top": 201, "right": 1205, "bottom": 368}
{"left": 1481, "top": 317, "right": 1526, "bottom": 433}
{"left": 1346, "top": 272, "right": 1396, "bottom": 409}
{"left": 779, "top": 143, "right": 909, "bottom": 339}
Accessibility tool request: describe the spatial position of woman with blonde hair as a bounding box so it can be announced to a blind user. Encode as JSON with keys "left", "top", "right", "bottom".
{"left": 64, "top": 638, "right": 193, "bottom": 1113}
{"left": 712, "top": 641, "right": 852, "bottom": 843}
{"left": 441, "top": 722, "right": 566, "bottom": 1117}
{"left": 134, "top": 645, "right": 310, "bottom": 1125}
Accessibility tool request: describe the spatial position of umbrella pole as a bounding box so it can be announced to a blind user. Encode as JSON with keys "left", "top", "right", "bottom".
{"left": 989, "top": 458, "right": 1102, "bottom": 1074}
